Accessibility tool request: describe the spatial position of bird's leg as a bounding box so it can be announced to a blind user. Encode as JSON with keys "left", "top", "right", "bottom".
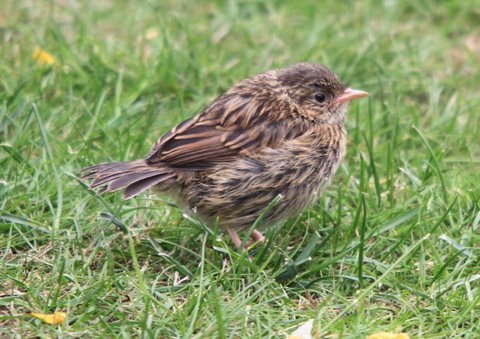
{"left": 226, "top": 227, "right": 243, "bottom": 249}
{"left": 251, "top": 229, "right": 265, "bottom": 243}
{"left": 245, "top": 229, "right": 265, "bottom": 248}
{"left": 226, "top": 227, "right": 265, "bottom": 249}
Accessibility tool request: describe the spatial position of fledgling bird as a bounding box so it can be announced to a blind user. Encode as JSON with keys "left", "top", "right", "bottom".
{"left": 82, "top": 62, "right": 368, "bottom": 248}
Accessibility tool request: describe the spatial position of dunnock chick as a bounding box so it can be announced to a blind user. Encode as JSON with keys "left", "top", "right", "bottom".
{"left": 82, "top": 62, "right": 368, "bottom": 248}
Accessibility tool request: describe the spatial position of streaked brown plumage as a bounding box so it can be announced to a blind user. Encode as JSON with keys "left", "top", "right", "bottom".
{"left": 82, "top": 62, "right": 368, "bottom": 248}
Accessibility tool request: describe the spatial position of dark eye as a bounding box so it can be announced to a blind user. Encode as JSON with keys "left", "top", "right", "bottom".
{"left": 315, "top": 93, "right": 326, "bottom": 103}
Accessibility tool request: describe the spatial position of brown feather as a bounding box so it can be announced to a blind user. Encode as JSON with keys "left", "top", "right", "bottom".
{"left": 123, "top": 174, "right": 174, "bottom": 199}
{"left": 82, "top": 160, "right": 175, "bottom": 195}
{"left": 81, "top": 62, "right": 368, "bottom": 247}
{"left": 107, "top": 171, "right": 168, "bottom": 192}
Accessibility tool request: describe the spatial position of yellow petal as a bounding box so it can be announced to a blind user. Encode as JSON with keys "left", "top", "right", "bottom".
{"left": 32, "top": 48, "right": 57, "bottom": 65}
{"left": 30, "top": 311, "right": 66, "bottom": 324}
{"left": 368, "top": 332, "right": 410, "bottom": 339}
{"left": 145, "top": 28, "right": 158, "bottom": 40}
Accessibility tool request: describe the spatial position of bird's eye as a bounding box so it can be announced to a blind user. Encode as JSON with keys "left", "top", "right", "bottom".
{"left": 315, "top": 93, "right": 326, "bottom": 103}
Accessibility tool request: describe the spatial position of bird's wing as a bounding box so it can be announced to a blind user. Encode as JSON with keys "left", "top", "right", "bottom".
{"left": 145, "top": 93, "right": 308, "bottom": 169}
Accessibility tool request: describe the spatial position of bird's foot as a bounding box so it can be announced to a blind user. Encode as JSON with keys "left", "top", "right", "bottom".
{"left": 226, "top": 227, "right": 243, "bottom": 249}
{"left": 245, "top": 229, "right": 265, "bottom": 248}
{"left": 226, "top": 227, "right": 265, "bottom": 249}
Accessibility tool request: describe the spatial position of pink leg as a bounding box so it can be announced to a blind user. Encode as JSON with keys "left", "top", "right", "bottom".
{"left": 251, "top": 229, "right": 265, "bottom": 243}
{"left": 226, "top": 228, "right": 265, "bottom": 249}
{"left": 226, "top": 227, "right": 243, "bottom": 249}
{"left": 245, "top": 229, "right": 265, "bottom": 248}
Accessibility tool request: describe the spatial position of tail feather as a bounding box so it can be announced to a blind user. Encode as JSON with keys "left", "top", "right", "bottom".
{"left": 89, "top": 171, "right": 134, "bottom": 188}
{"left": 82, "top": 162, "right": 129, "bottom": 178}
{"left": 108, "top": 170, "right": 167, "bottom": 192}
{"left": 81, "top": 160, "right": 173, "bottom": 198}
{"left": 124, "top": 173, "right": 174, "bottom": 199}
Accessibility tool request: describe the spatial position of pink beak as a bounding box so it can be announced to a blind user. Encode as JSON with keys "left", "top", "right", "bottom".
{"left": 332, "top": 88, "right": 368, "bottom": 105}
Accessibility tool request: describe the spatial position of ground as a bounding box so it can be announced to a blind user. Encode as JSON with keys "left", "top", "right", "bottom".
{"left": 1, "top": 0, "right": 479, "bottom": 337}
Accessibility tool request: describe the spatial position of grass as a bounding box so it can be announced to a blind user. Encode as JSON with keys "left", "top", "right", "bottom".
{"left": 1, "top": 0, "right": 479, "bottom": 337}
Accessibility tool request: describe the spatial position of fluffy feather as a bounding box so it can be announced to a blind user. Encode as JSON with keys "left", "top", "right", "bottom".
{"left": 81, "top": 62, "right": 367, "bottom": 248}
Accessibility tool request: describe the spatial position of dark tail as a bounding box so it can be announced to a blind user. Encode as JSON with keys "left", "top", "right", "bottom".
{"left": 81, "top": 160, "right": 174, "bottom": 199}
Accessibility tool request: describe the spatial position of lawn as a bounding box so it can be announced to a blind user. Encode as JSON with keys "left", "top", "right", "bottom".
{"left": 1, "top": 0, "right": 479, "bottom": 337}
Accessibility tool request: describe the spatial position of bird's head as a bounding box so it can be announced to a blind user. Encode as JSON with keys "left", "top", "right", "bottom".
{"left": 277, "top": 62, "right": 368, "bottom": 124}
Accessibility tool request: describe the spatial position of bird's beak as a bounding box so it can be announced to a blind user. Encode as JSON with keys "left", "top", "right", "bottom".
{"left": 332, "top": 88, "right": 368, "bottom": 105}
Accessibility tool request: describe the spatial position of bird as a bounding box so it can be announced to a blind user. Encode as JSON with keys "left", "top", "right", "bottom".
{"left": 82, "top": 62, "right": 368, "bottom": 249}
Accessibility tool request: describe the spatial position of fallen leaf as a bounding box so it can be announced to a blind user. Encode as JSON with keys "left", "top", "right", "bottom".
{"left": 287, "top": 319, "right": 314, "bottom": 339}
{"left": 145, "top": 28, "right": 158, "bottom": 40}
{"left": 32, "top": 48, "right": 57, "bottom": 65}
{"left": 367, "top": 332, "right": 410, "bottom": 339}
{"left": 30, "top": 312, "right": 66, "bottom": 325}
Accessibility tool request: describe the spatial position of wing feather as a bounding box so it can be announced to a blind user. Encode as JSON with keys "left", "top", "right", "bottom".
{"left": 145, "top": 92, "right": 308, "bottom": 169}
